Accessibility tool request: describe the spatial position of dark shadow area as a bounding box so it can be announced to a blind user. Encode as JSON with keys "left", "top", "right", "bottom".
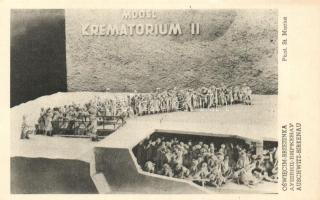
{"left": 11, "top": 157, "right": 98, "bottom": 194}
{"left": 11, "top": 9, "right": 67, "bottom": 107}
{"left": 263, "top": 140, "right": 278, "bottom": 149}
{"left": 145, "top": 131, "right": 252, "bottom": 147}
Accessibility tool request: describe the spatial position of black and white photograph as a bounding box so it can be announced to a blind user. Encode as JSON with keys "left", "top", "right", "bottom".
{"left": 10, "top": 9, "right": 278, "bottom": 194}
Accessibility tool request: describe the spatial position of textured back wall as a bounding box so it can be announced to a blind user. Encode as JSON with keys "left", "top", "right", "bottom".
{"left": 65, "top": 9, "right": 278, "bottom": 94}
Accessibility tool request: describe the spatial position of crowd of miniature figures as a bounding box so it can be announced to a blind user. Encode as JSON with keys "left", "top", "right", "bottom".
{"left": 21, "top": 84, "right": 252, "bottom": 140}
{"left": 19, "top": 84, "right": 277, "bottom": 188}
{"left": 134, "top": 136, "right": 278, "bottom": 188}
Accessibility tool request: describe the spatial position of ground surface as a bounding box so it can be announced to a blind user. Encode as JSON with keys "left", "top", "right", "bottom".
{"left": 11, "top": 92, "right": 277, "bottom": 194}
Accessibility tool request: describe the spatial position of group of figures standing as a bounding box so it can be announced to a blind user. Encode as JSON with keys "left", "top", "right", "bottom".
{"left": 22, "top": 83, "right": 252, "bottom": 140}
{"left": 130, "top": 83, "right": 252, "bottom": 115}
